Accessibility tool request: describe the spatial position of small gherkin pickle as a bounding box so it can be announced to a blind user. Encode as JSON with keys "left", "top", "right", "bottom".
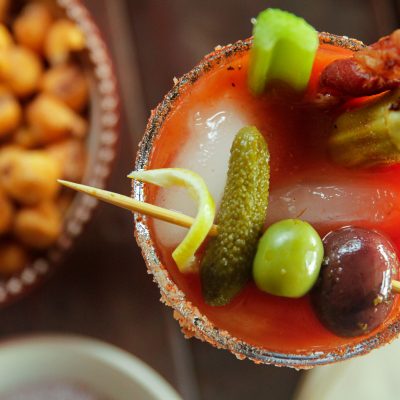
{"left": 329, "top": 89, "right": 400, "bottom": 168}
{"left": 201, "top": 126, "right": 270, "bottom": 306}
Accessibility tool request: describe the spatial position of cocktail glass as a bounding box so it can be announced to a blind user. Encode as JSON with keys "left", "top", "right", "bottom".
{"left": 133, "top": 33, "right": 400, "bottom": 368}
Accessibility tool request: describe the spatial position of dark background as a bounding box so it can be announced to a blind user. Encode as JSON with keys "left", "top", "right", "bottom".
{"left": 0, "top": 1, "right": 399, "bottom": 399}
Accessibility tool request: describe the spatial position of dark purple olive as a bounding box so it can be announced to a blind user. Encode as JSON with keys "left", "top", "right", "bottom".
{"left": 311, "top": 226, "right": 399, "bottom": 337}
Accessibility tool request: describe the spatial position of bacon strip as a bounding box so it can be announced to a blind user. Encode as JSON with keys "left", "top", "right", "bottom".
{"left": 320, "top": 30, "right": 400, "bottom": 97}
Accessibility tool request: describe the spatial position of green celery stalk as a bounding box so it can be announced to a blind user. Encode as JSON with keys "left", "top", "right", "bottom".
{"left": 249, "top": 9, "right": 318, "bottom": 94}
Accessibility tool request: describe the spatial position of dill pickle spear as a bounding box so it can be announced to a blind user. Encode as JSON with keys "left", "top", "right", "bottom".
{"left": 201, "top": 126, "right": 270, "bottom": 306}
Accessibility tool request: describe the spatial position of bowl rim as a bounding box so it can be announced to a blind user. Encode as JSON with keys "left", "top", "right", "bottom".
{"left": 0, "top": 334, "right": 182, "bottom": 400}
{"left": 0, "top": 0, "right": 120, "bottom": 307}
{"left": 133, "top": 32, "right": 400, "bottom": 368}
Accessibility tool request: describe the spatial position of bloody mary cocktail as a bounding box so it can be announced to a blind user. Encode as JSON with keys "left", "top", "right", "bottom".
{"left": 133, "top": 33, "right": 400, "bottom": 368}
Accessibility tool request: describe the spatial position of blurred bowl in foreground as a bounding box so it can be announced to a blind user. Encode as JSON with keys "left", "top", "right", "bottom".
{"left": 0, "top": 335, "right": 181, "bottom": 400}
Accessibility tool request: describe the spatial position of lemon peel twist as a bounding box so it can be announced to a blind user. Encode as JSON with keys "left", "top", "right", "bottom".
{"left": 129, "top": 168, "right": 215, "bottom": 273}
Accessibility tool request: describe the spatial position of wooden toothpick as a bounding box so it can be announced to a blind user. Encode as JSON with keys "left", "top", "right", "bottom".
{"left": 58, "top": 180, "right": 218, "bottom": 236}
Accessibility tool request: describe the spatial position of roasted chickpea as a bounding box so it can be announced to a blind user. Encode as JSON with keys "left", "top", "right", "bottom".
{"left": 45, "top": 19, "right": 85, "bottom": 65}
{"left": 0, "top": 149, "right": 61, "bottom": 205}
{"left": 0, "top": 86, "right": 22, "bottom": 138}
{"left": 14, "top": 202, "right": 61, "bottom": 249}
{"left": 47, "top": 139, "right": 86, "bottom": 181}
{"left": 13, "top": 3, "right": 53, "bottom": 53}
{"left": 0, "top": 145, "right": 22, "bottom": 171}
{"left": 0, "top": 46, "right": 43, "bottom": 97}
{"left": 0, "top": 0, "right": 9, "bottom": 23}
{"left": 13, "top": 126, "right": 37, "bottom": 148}
{"left": 0, "top": 4, "right": 90, "bottom": 262}
{"left": 27, "top": 94, "right": 87, "bottom": 143}
{"left": 0, "top": 24, "right": 12, "bottom": 50}
{"left": 0, "top": 186, "right": 13, "bottom": 235}
{"left": 41, "top": 63, "right": 89, "bottom": 111}
{"left": 0, "top": 242, "right": 28, "bottom": 276}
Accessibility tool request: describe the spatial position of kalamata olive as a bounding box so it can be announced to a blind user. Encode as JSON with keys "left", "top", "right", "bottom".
{"left": 311, "top": 226, "right": 398, "bottom": 337}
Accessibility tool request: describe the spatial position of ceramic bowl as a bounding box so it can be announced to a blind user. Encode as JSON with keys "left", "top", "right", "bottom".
{"left": 0, "top": 335, "right": 181, "bottom": 400}
{"left": 0, "top": 0, "right": 120, "bottom": 306}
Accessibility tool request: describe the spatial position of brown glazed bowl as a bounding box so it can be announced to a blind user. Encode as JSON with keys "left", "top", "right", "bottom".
{"left": 0, "top": 0, "right": 120, "bottom": 306}
{"left": 133, "top": 33, "right": 400, "bottom": 368}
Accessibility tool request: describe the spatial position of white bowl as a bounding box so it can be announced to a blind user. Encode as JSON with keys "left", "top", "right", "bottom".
{"left": 0, "top": 335, "right": 182, "bottom": 400}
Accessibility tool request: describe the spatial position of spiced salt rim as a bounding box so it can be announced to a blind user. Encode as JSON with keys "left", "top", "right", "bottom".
{"left": 133, "top": 33, "right": 400, "bottom": 368}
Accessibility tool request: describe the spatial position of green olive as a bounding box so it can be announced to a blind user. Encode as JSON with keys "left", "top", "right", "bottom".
{"left": 253, "top": 219, "right": 323, "bottom": 298}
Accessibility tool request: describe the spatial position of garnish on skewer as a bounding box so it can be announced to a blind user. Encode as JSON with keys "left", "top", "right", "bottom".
{"left": 248, "top": 8, "right": 318, "bottom": 94}
{"left": 63, "top": 168, "right": 216, "bottom": 273}
{"left": 58, "top": 179, "right": 218, "bottom": 236}
{"left": 312, "top": 227, "right": 398, "bottom": 337}
{"left": 200, "top": 126, "right": 270, "bottom": 306}
{"left": 58, "top": 180, "right": 400, "bottom": 299}
{"left": 128, "top": 169, "right": 215, "bottom": 273}
{"left": 62, "top": 125, "right": 270, "bottom": 306}
{"left": 329, "top": 89, "right": 400, "bottom": 167}
{"left": 253, "top": 219, "right": 323, "bottom": 298}
{"left": 320, "top": 30, "right": 400, "bottom": 97}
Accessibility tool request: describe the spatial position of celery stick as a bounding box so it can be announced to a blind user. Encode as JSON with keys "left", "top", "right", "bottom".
{"left": 249, "top": 9, "right": 318, "bottom": 94}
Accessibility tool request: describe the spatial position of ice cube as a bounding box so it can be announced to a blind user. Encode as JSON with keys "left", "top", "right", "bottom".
{"left": 154, "top": 98, "right": 252, "bottom": 248}
{"left": 267, "top": 176, "right": 399, "bottom": 229}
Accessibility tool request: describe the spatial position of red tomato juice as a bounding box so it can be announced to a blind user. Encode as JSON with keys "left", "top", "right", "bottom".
{"left": 145, "top": 44, "right": 400, "bottom": 353}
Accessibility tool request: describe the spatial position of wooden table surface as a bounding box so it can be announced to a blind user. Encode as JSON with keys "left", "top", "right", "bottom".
{"left": 0, "top": 1, "right": 398, "bottom": 399}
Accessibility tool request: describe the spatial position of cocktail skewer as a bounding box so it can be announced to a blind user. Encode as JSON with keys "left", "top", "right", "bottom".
{"left": 58, "top": 179, "right": 400, "bottom": 294}
{"left": 58, "top": 179, "right": 218, "bottom": 236}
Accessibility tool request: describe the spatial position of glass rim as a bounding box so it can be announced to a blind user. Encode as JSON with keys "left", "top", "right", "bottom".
{"left": 133, "top": 33, "right": 400, "bottom": 368}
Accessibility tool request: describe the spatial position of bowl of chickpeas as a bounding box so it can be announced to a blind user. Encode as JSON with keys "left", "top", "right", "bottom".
{"left": 0, "top": 0, "right": 119, "bottom": 305}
